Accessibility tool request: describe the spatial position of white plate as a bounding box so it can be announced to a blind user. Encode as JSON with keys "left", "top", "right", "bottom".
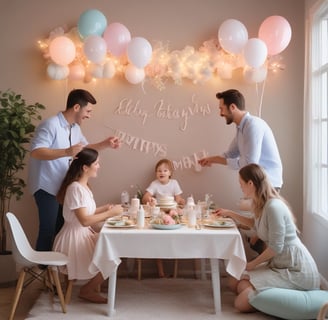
{"left": 105, "top": 222, "right": 136, "bottom": 228}
{"left": 151, "top": 223, "right": 182, "bottom": 230}
{"left": 106, "top": 218, "right": 136, "bottom": 228}
{"left": 203, "top": 221, "right": 235, "bottom": 228}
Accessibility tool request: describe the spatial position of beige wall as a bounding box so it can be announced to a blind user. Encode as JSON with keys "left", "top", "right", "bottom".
{"left": 0, "top": 1, "right": 304, "bottom": 250}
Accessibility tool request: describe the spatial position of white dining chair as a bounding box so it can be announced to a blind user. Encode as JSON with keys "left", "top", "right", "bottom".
{"left": 6, "top": 212, "right": 69, "bottom": 320}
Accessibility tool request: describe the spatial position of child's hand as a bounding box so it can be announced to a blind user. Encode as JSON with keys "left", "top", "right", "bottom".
{"left": 149, "top": 197, "right": 157, "bottom": 206}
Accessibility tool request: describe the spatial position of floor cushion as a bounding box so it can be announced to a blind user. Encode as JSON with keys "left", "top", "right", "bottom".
{"left": 249, "top": 288, "right": 328, "bottom": 320}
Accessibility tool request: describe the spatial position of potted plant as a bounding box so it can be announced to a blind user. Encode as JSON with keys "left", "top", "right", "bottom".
{"left": 0, "top": 89, "right": 45, "bottom": 285}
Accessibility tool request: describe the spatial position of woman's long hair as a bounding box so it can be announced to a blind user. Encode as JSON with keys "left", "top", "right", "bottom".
{"left": 57, "top": 148, "right": 98, "bottom": 204}
{"left": 239, "top": 164, "right": 280, "bottom": 218}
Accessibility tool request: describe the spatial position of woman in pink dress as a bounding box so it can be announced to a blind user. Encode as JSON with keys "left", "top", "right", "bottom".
{"left": 53, "top": 148, "right": 123, "bottom": 303}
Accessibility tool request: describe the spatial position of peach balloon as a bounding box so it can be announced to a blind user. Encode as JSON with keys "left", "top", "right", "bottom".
{"left": 259, "top": 16, "right": 292, "bottom": 55}
{"left": 49, "top": 36, "right": 76, "bottom": 66}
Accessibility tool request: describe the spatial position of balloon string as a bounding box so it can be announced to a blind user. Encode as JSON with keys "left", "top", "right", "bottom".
{"left": 257, "top": 78, "right": 266, "bottom": 118}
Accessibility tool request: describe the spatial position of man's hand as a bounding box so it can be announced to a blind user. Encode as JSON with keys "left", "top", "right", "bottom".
{"left": 106, "top": 136, "right": 121, "bottom": 149}
{"left": 198, "top": 157, "right": 212, "bottom": 167}
{"left": 66, "top": 142, "right": 84, "bottom": 157}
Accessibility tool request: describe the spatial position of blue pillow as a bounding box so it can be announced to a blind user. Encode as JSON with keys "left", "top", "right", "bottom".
{"left": 249, "top": 288, "right": 328, "bottom": 320}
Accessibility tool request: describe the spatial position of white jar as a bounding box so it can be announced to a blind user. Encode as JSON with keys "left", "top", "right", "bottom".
{"left": 137, "top": 205, "right": 145, "bottom": 229}
{"left": 187, "top": 205, "right": 196, "bottom": 227}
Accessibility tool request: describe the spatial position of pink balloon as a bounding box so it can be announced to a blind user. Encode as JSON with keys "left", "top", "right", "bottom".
{"left": 259, "top": 16, "right": 292, "bottom": 55}
{"left": 49, "top": 36, "right": 76, "bottom": 66}
{"left": 103, "top": 22, "right": 131, "bottom": 57}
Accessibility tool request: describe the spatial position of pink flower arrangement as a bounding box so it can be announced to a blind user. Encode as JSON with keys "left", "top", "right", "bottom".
{"left": 152, "top": 209, "right": 181, "bottom": 225}
{"left": 162, "top": 214, "right": 176, "bottom": 225}
{"left": 166, "top": 209, "right": 181, "bottom": 224}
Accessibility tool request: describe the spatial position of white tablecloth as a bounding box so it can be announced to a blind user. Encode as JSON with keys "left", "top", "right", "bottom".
{"left": 90, "top": 224, "right": 246, "bottom": 316}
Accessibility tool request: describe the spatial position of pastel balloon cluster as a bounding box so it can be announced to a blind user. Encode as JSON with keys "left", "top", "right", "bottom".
{"left": 218, "top": 16, "right": 291, "bottom": 83}
{"left": 47, "top": 9, "right": 152, "bottom": 84}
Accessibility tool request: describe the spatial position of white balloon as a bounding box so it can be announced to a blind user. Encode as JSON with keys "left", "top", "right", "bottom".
{"left": 124, "top": 64, "right": 145, "bottom": 84}
{"left": 127, "top": 37, "right": 152, "bottom": 68}
{"left": 103, "top": 60, "right": 116, "bottom": 78}
{"left": 243, "top": 38, "right": 268, "bottom": 68}
{"left": 83, "top": 35, "right": 107, "bottom": 63}
{"left": 47, "top": 63, "right": 69, "bottom": 80}
{"left": 218, "top": 19, "right": 248, "bottom": 54}
{"left": 243, "top": 65, "right": 268, "bottom": 83}
{"left": 89, "top": 64, "right": 103, "bottom": 78}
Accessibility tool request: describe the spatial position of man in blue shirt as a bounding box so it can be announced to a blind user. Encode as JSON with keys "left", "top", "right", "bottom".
{"left": 198, "top": 89, "right": 283, "bottom": 189}
{"left": 198, "top": 89, "right": 283, "bottom": 259}
{"left": 28, "top": 89, "right": 121, "bottom": 252}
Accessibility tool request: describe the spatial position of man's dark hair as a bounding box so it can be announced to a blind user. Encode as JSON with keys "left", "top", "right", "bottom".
{"left": 66, "top": 89, "right": 97, "bottom": 110}
{"left": 216, "top": 89, "right": 245, "bottom": 110}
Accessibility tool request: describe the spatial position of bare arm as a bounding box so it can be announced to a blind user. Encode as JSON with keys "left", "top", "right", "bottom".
{"left": 246, "top": 246, "right": 276, "bottom": 271}
{"left": 75, "top": 205, "right": 123, "bottom": 227}
{"left": 30, "top": 143, "right": 84, "bottom": 160}
{"left": 95, "top": 203, "right": 115, "bottom": 214}
{"left": 214, "top": 208, "right": 254, "bottom": 229}
{"left": 87, "top": 136, "right": 121, "bottom": 151}
{"left": 175, "top": 194, "right": 185, "bottom": 206}
{"left": 198, "top": 155, "right": 227, "bottom": 167}
{"left": 142, "top": 191, "right": 156, "bottom": 205}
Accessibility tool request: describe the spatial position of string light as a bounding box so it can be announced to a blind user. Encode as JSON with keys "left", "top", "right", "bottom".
{"left": 38, "top": 26, "right": 285, "bottom": 90}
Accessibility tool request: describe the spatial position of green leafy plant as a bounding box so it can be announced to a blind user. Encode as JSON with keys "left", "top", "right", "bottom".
{"left": 0, "top": 90, "right": 45, "bottom": 253}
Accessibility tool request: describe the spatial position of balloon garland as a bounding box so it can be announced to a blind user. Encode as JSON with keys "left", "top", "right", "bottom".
{"left": 38, "top": 9, "right": 291, "bottom": 90}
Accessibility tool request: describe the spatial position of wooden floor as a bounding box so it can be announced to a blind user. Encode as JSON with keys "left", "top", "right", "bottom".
{"left": 0, "top": 280, "right": 43, "bottom": 320}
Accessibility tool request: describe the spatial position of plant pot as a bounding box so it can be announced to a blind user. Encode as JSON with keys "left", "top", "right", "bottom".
{"left": 0, "top": 251, "right": 17, "bottom": 288}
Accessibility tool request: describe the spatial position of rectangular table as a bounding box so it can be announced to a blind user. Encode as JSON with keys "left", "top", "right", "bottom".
{"left": 90, "top": 223, "right": 246, "bottom": 316}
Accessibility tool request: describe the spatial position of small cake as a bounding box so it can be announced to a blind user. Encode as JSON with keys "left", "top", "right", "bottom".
{"left": 157, "top": 196, "right": 176, "bottom": 208}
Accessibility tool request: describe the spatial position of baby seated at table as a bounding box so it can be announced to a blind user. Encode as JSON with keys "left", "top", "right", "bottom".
{"left": 142, "top": 158, "right": 185, "bottom": 277}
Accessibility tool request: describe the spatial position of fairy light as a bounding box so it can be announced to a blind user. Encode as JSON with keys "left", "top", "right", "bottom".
{"left": 40, "top": 27, "right": 285, "bottom": 89}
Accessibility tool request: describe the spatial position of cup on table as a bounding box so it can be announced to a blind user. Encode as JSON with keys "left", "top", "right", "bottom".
{"left": 151, "top": 206, "right": 160, "bottom": 219}
{"left": 187, "top": 207, "right": 197, "bottom": 228}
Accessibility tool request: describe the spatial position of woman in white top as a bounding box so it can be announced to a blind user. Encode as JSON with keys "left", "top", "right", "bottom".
{"left": 215, "top": 163, "right": 320, "bottom": 313}
{"left": 53, "top": 148, "right": 123, "bottom": 304}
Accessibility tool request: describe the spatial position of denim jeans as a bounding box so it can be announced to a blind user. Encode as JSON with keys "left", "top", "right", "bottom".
{"left": 34, "top": 189, "right": 63, "bottom": 251}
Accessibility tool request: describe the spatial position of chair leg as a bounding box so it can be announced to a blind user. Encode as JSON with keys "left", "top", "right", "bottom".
{"left": 65, "top": 279, "right": 73, "bottom": 304}
{"left": 173, "top": 259, "right": 178, "bottom": 278}
{"left": 48, "top": 267, "right": 67, "bottom": 313}
{"left": 137, "top": 258, "right": 142, "bottom": 280}
{"left": 8, "top": 269, "right": 26, "bottom": 320}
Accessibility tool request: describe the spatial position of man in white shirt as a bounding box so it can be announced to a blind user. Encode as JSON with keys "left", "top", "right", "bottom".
{"left": 198, "top": 88, "right": 283, "bottom": 189}
{"left": 198, "top": 89, "right": 283, "bottom": 259}
{"left": 28, "top": 89, "right": 121, "bottom": 253}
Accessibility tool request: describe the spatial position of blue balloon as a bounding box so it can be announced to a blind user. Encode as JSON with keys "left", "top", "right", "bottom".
{"left": 78, "top": 9, "right": 107, "bottom": 39}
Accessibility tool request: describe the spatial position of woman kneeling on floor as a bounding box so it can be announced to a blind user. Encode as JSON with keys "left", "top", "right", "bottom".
{"left": 214, "top": 163, "right": 320, "bottom": 312}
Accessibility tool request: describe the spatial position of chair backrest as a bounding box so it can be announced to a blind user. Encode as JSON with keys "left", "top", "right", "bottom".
{"left": 6, "top": 212, "right": 37, "bottom": 267}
